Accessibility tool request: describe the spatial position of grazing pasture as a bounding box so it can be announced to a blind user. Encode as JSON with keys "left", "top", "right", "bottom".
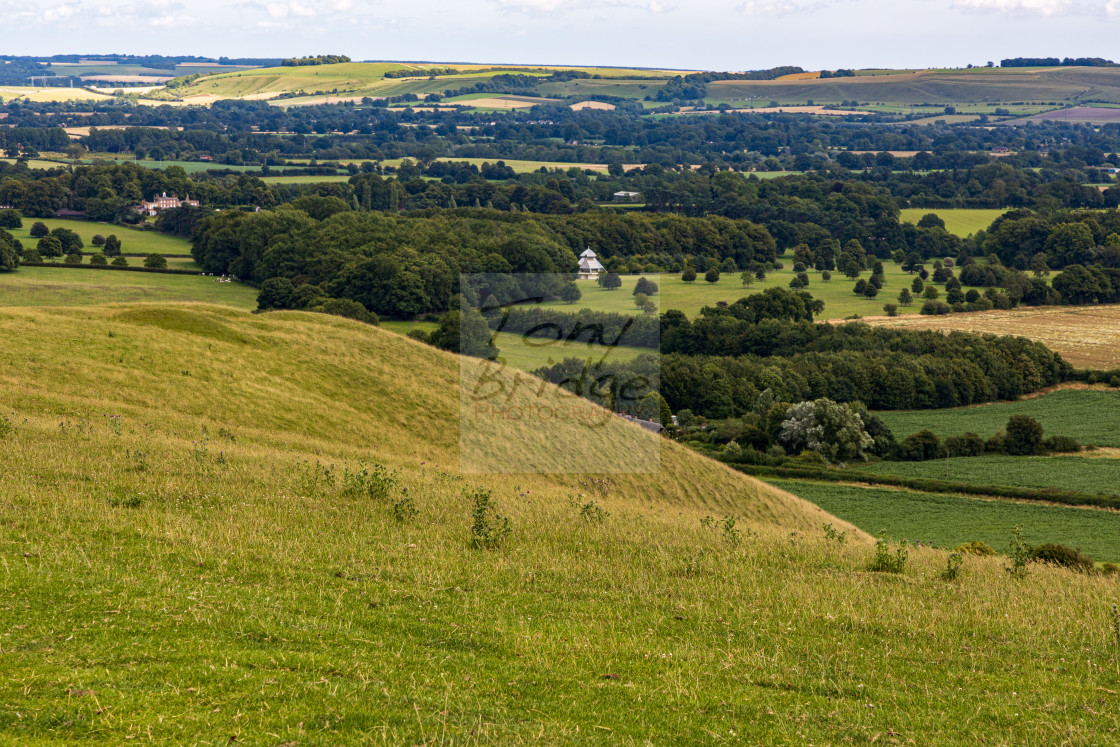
{"left": 777, "top": 479, "right": 1120, "bottom": 562}
{"left": 898, "top": 208, "right": 1006, "bottom": 236}
{"left": 5, "top": 218, "right": 191, "bottom": 256}
{"left": 544, "top": 259, "right": 935, "bottom": 320}
{"left": 0, "top": 266, "right": 256, "bottom": 308}
{"left": 875, "top": 389, "right": 1120, "bottom": 447}
{"left": 866, "top": 304, "right": 1120, "bottom": 369}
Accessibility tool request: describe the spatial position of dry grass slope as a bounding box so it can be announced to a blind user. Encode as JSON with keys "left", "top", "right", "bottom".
{"left": 2, "top": 304, "right": 1120, "bottom": 743}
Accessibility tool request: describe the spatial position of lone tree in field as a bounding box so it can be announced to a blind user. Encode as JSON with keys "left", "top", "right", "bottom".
{"left": 898, "top": 288, "right": 913, "bottom": 306}
{"left": 37, "top": 235, "right": 63, "bottom": 259}
{"left": 143, "top": 253, "right": 168, "bottom": 269}
{"left": 560, "top": 282, "right": 581, "bottom": 304}
{"left": 740, "top": 270, "right": 754, "bottom": 288}
{"left": 29, "top": 222, "right": 49, "bottom": 239}
{"left": 600, "top": 272, "right": 622, "bottom": 290}
{"left": 103, "top": 235, "right": 122, "bottom": 257}
{"left": 681, "top": 267, "right": 697, "bottom": 283}
{"left": 704, "top": 268, "right": 720, "bottom": 284}
{"left": 633, "top": 277, "right": 659, "bottom": 296}
{"left": 1005, "top": 415, "right": 1045, "bottom": 456}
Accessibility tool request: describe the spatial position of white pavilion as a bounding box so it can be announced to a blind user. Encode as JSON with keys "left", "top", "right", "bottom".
{"left": 577, "top": 247, "right": 606, "bottom": 280}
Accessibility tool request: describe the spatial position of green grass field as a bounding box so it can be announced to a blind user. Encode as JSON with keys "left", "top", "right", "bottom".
{"left": 378, "top": 322, "right": 646, "bottom": 372}
{"left": 119, "top": 159, "right": 264, "bottom": 173}
{"left": 0, "top": 265, "right": 256, "bottom": 308}
{"left": 259, "top": 174, "right": 351, "bottom": 184}
{"left": 777, "top": 479, "right": 1120, "bottom": 562}
{"left": 898, "top": 208, "right": 1006, "bottom": 237}
{"left": 0, "top": 157, "right": 72, "bottom": 170}
{"left": 858, "top": 454, "right": 1120, "bottom": 496}
{"left": 876, "top": 389, "right": 1120, "bottom": 447}
{"left": 379, "top": 157, "right": 628, "bottom": 174}
{"left": 4, "top": 304, "right": 1120, "bottom": 743}
{"left": 490, "top": 330, "right": 647, "bottom": 371}
{"left": 546, "top": 260, "right": 932, "bottom": 320}
{"left": 6, "top": 218, "right": 192, "bottom": 256}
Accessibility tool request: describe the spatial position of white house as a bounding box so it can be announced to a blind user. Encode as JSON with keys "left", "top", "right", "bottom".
{"left": 577, "top": 247, "right": 605, "bottom": 280}
{"left": 612, "top": 191, "right": 641, "bottom": 202}
{"left": 137, "top": 192, "right": 200, "bottom": 217}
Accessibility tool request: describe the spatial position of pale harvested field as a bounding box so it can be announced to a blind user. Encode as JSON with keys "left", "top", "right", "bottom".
{"left": 63, "top": 125, "right": 179, "bottom": 138}
{"left": 776, "top": 71, "right": 822, "bottom": 80}
{"left": 682, "top": 105, "right": 867, "bottom": 116}
{"left": 0, "top": 87, "right": 112, "bottom": 102}
{"left": 88, "top": 85, "right": 166, "bottom": 95}
{"left": 865, "top": 304, "right": 1120, "bottom": 369}
{"left": 460, "top": 95, "right": 556, "bottom": 108}
{"left": 80, "top": 75, "right": 173, "bottom": 84}
{"left": 570, "top": 100, "right": 615, "bottom": 110}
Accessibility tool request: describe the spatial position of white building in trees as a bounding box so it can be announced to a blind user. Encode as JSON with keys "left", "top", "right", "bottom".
{"left": 577, "top": 247, "right": 606, "bottom": 280}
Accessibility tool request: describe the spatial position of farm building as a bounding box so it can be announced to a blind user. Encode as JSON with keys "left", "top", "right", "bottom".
{"left": 577, "top": 247, "right": 605, "bottom": 280}
{"left": 612, "top": 191, "right": 641, "bottom": 202}
{"left": 137, "top": 192, "right": 199, "bottom": 216}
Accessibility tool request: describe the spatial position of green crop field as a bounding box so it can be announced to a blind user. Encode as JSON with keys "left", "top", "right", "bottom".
{"left": 0, "top": 265, "right": 256, "bottom": 308}
{"left": 543, "top": 258, "right": 936, "bottom": 320}
{"left": 777, "top": 479, "right": 1120, "bottom": 562}
{"left": 6, "top": 218, "right": 192, "bottom": 256}
{"left": 898, "top": 208, "right": 1007, "bottom": 237}
{"left": 876, "top": 389, "right": 1120, "bottom": 447}
{"left": 858, "top": 454, "right": 1120, "bottom": 496}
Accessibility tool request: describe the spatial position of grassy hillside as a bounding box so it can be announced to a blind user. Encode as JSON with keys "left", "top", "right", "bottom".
{"left": 3, "top": 305, "right": 1120, "bottom": 743}
{"left": 165, "top": 62, "right": 683, "bottom": 102}
{"left": 705, "top": 66, "right": 1120, "bottom": 107}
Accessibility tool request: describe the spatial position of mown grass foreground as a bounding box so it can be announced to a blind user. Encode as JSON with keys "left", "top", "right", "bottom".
{"left": 2, "top": 304, "right": 1120, "bottom": 744}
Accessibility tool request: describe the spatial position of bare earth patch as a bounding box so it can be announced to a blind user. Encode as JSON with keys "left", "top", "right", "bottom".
{"left": 864, "top": 305, "right": 1120, "bottom": 369}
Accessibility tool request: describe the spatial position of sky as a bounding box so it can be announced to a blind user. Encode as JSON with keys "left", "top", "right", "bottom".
{"left": 5, "top": 0, "right": 1120, "bottom": 70}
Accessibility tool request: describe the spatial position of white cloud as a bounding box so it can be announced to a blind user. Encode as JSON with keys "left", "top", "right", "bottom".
{"left": 150, "top": 12, "right": 199, "bottom": 26}
{"left": 737, "top": 0, "right": 825, "bottom": 15}
{"left": 41, "top": 3, "right": 77, "bottom": 21}
{"left": 492, "top": 0, "right": 671, "bottom": 13}
{"left": 952, "top": 0, "right": 1104, "bottom": 14}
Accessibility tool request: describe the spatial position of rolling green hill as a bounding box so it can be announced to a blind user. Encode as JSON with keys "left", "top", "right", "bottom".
{"left": 705, "top": 66, "right": 1120, "bottom": 107}
{"left": 3, "top": 304, "right": 1120, "bottom": 743}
